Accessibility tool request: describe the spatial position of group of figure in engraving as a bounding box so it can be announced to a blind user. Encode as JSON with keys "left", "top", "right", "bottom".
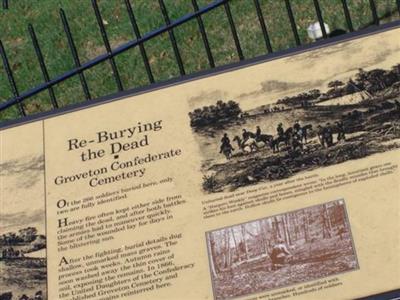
{"left": 219, "top": 120, "right": 346, "bottom": 159}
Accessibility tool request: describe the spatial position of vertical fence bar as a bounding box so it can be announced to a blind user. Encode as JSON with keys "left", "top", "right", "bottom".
{"left": 369, "top": 0, "right": 379, "bottom": 25}
{"left": 0, "top": 40, "right": 25, "bottom": 116}
{"left": 253, "top": 0, "right": 273, "bottom": 53}
{"left": 158, "top": 0, "right": 186, "bottom": 75}
{"left": 223, "top": 1, "right": 244, "bottom": 60}
{"left": 28, "top": 24, "right": 58, "bottom": 109}
{"left": 313, "top": 0, "right": 327, "bottom": 38}
{"left": 284, "top": 0, "right": 301, "bottom": 46}
{"left": 191, "top": 0, "right": 215, "bottom": 68}
{"left": 2, "top": 0, "right": 8, "bottom": 9}
{"left": 60, "top": 9, "right": 92, "bottom": 101}
{"left": 341, "top": 0, "right": 354, "bottom": 32}
{"left": 92, "top": 0, "right": 124, "bottom": 91}
{"left": 397, "top": 0, "right": 400, "bottom": 15}
{"left": 124, "top": 0, "right": 155, "bottom": 84}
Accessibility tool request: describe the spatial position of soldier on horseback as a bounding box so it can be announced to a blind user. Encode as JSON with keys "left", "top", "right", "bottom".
{"left": 317, "top": 125, "right": 325, "bottom": 147}
{"left": 242, "top": 129, "right": 251, "bottom": 141}
{"left": 293, "top": 120, "right": 304, "bottom": 144}
{"left": 220, "top": 133, "right": 234, "bottom": 159}
{"left": 325, "top": 123, "right": 334, "bottom": 147}
{"left": 335, "top": 121, "right": 346, "bottom": 142}
{"left": 293, "top": 120, "right": 301, "bottom": 134}
{"left": 256, "top": 126, "right": 261, "bottom": 138}
{"left": 277, "top": 123, "right": 284, "bottom": 138}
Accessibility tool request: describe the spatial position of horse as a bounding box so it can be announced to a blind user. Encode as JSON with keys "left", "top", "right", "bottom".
{"left": 271, "top": 126, "right": 307, "bottom": 153}
{"left": 299, "top": 124, "right": 313, "bottom": 144}
{"left": 255, "top": 133, "right": 274, "bottom": 144}
{"left": 242, "top": 129, "right": 257, "bottom": 139}
{"left": 273, "top": 128, "right": 293, "bottom": 152}
{"left": 233, "top": 136, "right": 259, "bottom": 153}
{"left": 270, "top": 135, "right": 286, "bottom": 153}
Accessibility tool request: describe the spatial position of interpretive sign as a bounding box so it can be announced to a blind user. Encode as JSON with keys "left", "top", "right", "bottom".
{"left": 1, "top": 23, "right": 399, "bottom": 300}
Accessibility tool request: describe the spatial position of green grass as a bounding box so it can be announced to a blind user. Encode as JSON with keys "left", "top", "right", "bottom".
{"left": 0, "top": 0, "right": 399, "bottom": 121}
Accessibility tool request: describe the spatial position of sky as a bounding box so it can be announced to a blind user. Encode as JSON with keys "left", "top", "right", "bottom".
{"left": 0, "top": 124, "right": 46, "bottom": 235}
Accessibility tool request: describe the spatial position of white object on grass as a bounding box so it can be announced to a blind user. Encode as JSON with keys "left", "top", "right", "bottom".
{"left": 307, "top": 22, "right": 330, "bottom": 40}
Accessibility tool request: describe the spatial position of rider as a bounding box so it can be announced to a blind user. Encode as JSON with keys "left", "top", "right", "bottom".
{"left": 242, "top": 129, "right": 250, "bottom": 141}
{"left": 293, "top": 120, "right": 303, "bottom": 141}
{"left": 256, "top": 126, "right": 261, "bottom": 139}
{"left": 270, "top": 238, "right": 291, "bottom": 270}
{"left": 293, "top": 120, "right": 301, "bottom": 134}
{"left": 324, "top": 123, "right": 334, "bottom": 147}
{"left": 317, "top": 125, "right": 325, "bottom": 147}
{"left": 335, "top": 121, "right": 346, "bottom": 142}
{"left": 220, "top": 133, "right": 234, "bottom": 154}
{"left": 277, "top": 123, "right": 284, "bottom": 138}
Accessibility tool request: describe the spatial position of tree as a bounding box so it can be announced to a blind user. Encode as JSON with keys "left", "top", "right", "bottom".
{"left": 230, "top": 228, "right": 239, "bottom": 262}
{"left": 207, "top": 232, "right": 219, "bottom": 277}
{"left": 188, "top": 100, "right": 242, "bottom": 128}
{"left": 283, "top": 214, "right": 292, "bottom": 245}
{"left": 328, "top": 80, "right": 344, "bottom": 89}
{"left": 321, "top": 204, "right": 332, "bottom": 239}
{"left": 302, "top": 209, "right": 309, "bottom": 243}
{"left": 18, "top": 227, "right": 38, "bottom": 243}
{"left": 223, "top": 229, "right": 232, "bottom": 268}
{"left": 355, "top": 68, "right": 368, "bottom": 89}
{"left": 240, "top": 224, "right": 249, "bottom": 260}
{"left": 273, "top": 216, "right": 281, "bottom": 242}
{"left": 258, "top": 220, "right": 268, "bottom": 254}
{"left": 308, "top": 89, "right": 321, "bottom": 99}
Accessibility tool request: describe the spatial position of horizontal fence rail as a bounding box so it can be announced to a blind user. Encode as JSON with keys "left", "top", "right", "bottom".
{"left": 1, "top": 0, "right": 399, "bottom": 119}
{"left": 0, "top": 0, "right": 228, "bottom": 113}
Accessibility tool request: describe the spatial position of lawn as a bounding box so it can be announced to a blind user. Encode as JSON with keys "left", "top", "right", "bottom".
{"left": 0, "top": 0, "right": 399, "bottom": 121}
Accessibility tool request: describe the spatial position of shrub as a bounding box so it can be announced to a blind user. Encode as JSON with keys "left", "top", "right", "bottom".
{"left": 189, "top": 100, "right": 242, "bottom": 128}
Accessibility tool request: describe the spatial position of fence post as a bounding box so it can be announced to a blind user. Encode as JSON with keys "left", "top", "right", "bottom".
{"left": 60, "top": 9, "right": 92, "bottom": 101}
{"left": 158, "top": 0, "right": 186, "bottom": 76}
{"left": 0, "top": 40, "right": 25, "bottom": 116}
{"left": 28, "top": 24, "right": 59, "bottom": 109}
{"left": 125, "top": 0, "right": 155, "bottom": 83}
{"left": 92, "top": 0, "right": 124, "bottom": 91}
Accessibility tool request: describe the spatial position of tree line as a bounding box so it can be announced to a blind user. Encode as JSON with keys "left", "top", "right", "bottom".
{"left": 277, "top": 64, "right": 400, "bottom": 107}
{"left": 189, "top": 100, "right": 242, "bottom": 128}
{"left": 0, "top": 227, "right": 44, "bottom": 246}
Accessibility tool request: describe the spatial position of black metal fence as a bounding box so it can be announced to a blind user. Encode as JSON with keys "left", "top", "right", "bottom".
{"left": 1, "top": 0, "right": 400, "bottom": 119}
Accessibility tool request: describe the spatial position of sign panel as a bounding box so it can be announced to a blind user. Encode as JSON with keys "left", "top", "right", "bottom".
{"left": 1, "top": 24, "right": 399, "bottom": 300}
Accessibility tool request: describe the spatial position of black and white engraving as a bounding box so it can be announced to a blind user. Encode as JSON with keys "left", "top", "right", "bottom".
{"left": 0, "top": 155, "right": 47, "bottom": 300}
{"left": 189, "top": 49, "right": 400, "bottom": 193}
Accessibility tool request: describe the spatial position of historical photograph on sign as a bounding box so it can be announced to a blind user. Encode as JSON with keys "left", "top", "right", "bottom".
{"left": 189, "top": 41, "right": 400, "bottom": 193}
{"left": 0, "top": 155, "right": 47, "bottom": 300}
{"left": 206, "top": 200, "right": 358, "bottom": 300}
